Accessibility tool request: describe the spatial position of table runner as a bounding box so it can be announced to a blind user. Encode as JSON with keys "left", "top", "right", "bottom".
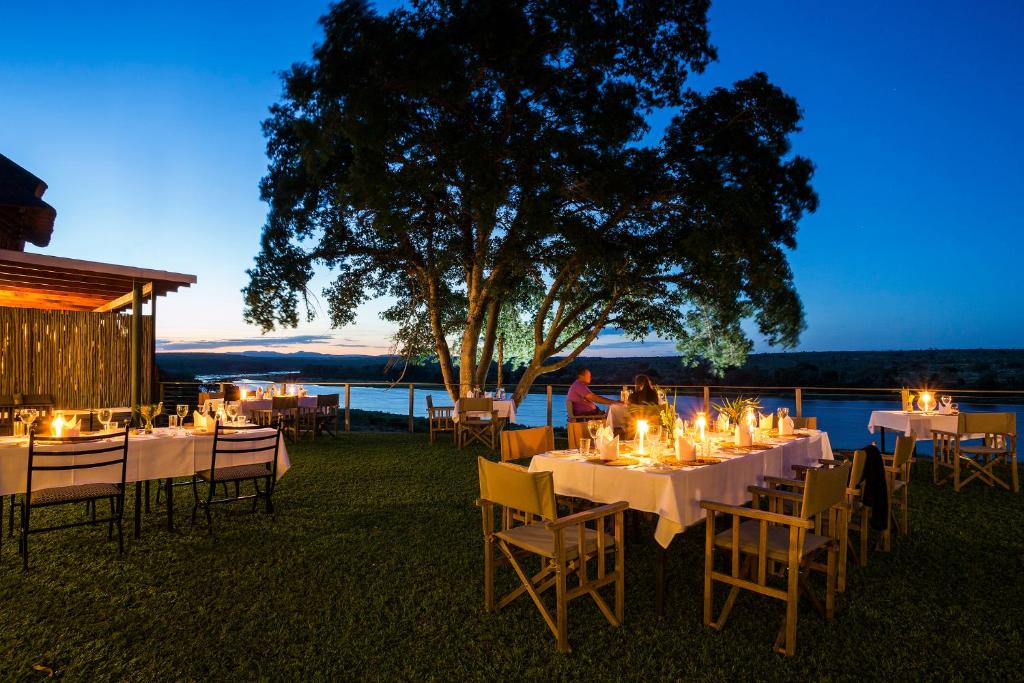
{"left": 530, "top": 431, "right": 832, "bottom": 548}
{"left": 0, "top": 428, "right": 291, "bottom": 495}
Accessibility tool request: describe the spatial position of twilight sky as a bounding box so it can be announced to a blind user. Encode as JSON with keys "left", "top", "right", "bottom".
{"left": 2, "top": 1, "right": 1022, "bottom": 356}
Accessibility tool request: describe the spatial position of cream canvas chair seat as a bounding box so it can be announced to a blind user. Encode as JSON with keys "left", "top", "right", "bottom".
{"left": 701, "top": 462, "right": 850, "bottom": 656}
{"left": 791, "top": 416, "right": 817, "bottom": 429}
{"left": 933, "top": 412, "right": 1018, "bottom": 493}
{"left": 476, "top": 457, "right": 627, "bottom": 653}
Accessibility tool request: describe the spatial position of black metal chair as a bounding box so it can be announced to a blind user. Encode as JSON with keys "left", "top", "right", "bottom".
{"left": 191, "top": 421, "right": 281, "bottom": 535}
{"left": 21, "top": 429, "right": 129, "bottom": 570}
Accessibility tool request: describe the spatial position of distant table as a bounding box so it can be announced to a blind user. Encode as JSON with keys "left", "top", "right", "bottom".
{"left": 240, "top": 396, "right": 319, "bottom": 417}
{"left": 452, "top": 399, "right": 517, "bottom": 424}
{"left": 868, "top": 410, "right": 959, "bottom": 449}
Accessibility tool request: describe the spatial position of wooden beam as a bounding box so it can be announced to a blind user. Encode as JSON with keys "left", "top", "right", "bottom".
{"left": 94, "top": 282, "right": 154, "bottom": 313}
{"left": 0, "top": 248, "right": 197, "bottom": 287}
{"left": 130, "top": 282, "right": 143, "bottom": 417}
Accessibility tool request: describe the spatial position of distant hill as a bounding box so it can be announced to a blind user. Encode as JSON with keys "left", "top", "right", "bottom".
{"left": 157, "top": 348, "right": 1024, "bottom": 390}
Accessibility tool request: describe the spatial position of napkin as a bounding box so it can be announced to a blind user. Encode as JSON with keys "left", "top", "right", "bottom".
{"left": 675, "top": 436, "right": 696, "bottom": 462}
{"left": 759, "top": 413, "right": 773, "bottom": 431}
{"left": 599, "top": 436, "right": 619, "bottom": 461}
{"left": 779, "top": 415, "right": 794, "bottom": 436}
{"left": 734, "top": 424, "right": 752, "bottom": 447}
{"left": 715, "top": 413, "right": 730, "bottom": 433}
{"left": 595, "top": 425, "right": 614, "bottom": 448}
{"left": 674, "top": 416, "right": 686, "bottom": 436}
{"left": 192, "top": 411, "right": 215, "bottom": 431}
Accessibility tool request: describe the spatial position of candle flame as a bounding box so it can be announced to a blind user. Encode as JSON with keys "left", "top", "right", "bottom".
{"left": 52, "top": 413, "right": 65, "bottom": 437}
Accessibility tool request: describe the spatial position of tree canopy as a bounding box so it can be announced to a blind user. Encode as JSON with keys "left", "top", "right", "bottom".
{"left": 245, "top": 0, "right": 817, "bottom": 402}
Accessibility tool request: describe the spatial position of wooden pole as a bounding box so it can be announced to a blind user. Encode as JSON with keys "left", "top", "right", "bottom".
{"left": 795, "top": 387, "right": 803, "bottom": 417}
{"left": 149, "top": 286, "right": 157, "bottom": 404}
{"left": 129, "top": 281, "right": 143, "bottom": 424}
{"left": 408, "top": 383, "right": 415, "bottom": 433}
{"left": 703, "top": 386, "right": 710, "bottom": 414}
{"left": 546, "top": 384, "right": 553, "bottom": 427}
{"left": 344, "top": 383, "right": 351, "bottom": 432}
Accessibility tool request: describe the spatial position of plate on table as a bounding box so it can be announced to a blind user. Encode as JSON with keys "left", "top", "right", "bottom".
{"left": 547, "top": 449, "right": 578, "bottom": 458}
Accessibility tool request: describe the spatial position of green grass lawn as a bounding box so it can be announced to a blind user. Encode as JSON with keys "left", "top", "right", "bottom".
{"left": 0, "top": 433, "right": 1022, "bottom": 680}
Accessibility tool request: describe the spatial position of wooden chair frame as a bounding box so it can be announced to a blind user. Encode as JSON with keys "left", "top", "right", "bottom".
{"left": 701, "top": 463, "right": 849, "bottom": 656}
{"left": 476, "top": 459, "right": 627, "bottom": 653}
{"left": 933, "top": 413, "right": 1018, "bottom": 493}
{"left": 426, "top": 395, "right": 455, "bottom": 443}
{"left": 881, "top": 436, "right": 915, "bottom": 546}
{"left": 791, "top": 416, "right": 817, "bottom": 430}
{"left": 458, "top": 398, "right": 500, "bottom": 450}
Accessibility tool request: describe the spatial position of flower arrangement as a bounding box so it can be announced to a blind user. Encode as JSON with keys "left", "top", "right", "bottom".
{"left": 711, "top": 396, "right": 762, "bottom": 424}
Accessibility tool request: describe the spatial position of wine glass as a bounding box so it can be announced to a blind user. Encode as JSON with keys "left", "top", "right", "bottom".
{"left": 21, "top": 408, "right": 39, "bottom": 434}
{"left": 98, "top": 407, "right": 113, "bottom": 432}
{"left": 226, "top": 401, "right": 239, "bottom": 424}
{"left": 176, "top": 404, "right": 189, "bottom": 430}
{"left": 588, "top": 419, "right": 602, "bottom": 441}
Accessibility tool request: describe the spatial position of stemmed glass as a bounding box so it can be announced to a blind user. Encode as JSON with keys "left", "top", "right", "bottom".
{"left": 226, "top": 401, "right": 239, "bottom": 425}
{"left": 176, "top": 404, "right": 189, "bottom": 431}
{"left": 98, "top": 407, "right": 113, "bottom": 433}
{"left": 588, "top": 420, "right": 602, "bottom": 442}
{"left": 21, "top": 408, "right": 39, "bottom": 435}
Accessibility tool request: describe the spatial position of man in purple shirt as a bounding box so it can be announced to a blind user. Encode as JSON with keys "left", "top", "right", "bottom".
{"left": 567, "top": 367, "right": 621, "bottom": 417}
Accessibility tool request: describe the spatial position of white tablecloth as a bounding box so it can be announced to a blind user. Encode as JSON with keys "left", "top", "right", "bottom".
{"left": 453, "top": 399, "right": 517, "bottom": 424}
{"left": 0, "top": 428, "right": 291, "bottom": 496}
{"left": 868, "top": 410, "right": 959, "bottom": 441}
{"left": 530, "top": 431, "right": 833, "bottom": 548}
{"left": 240, "top": 396, "right": 320, "bottom": 417}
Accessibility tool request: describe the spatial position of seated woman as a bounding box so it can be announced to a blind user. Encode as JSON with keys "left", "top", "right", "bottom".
{"left": 627, "top": 374, "right": 659, "bottom": 406}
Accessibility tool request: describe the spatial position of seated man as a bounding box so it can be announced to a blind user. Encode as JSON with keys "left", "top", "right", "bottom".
{"left": 567, "top": 367, "right": 621, "bottom": 418}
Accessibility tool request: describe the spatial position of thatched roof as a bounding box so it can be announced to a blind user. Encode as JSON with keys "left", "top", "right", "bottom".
{"left": 0, "top": 153, "right": 57, "bottom": 251}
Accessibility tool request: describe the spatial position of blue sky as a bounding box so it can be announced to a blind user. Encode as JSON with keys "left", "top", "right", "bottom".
{"left": 2, "top": 1, "right": 1022, "bottom": 356}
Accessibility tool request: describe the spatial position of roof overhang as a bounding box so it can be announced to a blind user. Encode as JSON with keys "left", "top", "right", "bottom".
{"left": 0, "top": 248, "right": 196, "bottom": 312}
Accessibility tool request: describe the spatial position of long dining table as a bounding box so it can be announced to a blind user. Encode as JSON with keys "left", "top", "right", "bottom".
{"left": 529, "top": 429, "right": 833, "bottom": 613}
{"left": 0, "top": 427, "right": 291, "bottom": 537}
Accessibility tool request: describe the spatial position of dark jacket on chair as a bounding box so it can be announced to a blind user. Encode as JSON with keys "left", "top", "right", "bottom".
{"left": 860, "top": 444, "right": 890, "bottom": 531}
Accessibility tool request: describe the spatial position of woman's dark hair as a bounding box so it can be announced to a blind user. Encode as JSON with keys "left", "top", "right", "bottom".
{"left": 634, "top": 374, "right": 654, "bottom": 393}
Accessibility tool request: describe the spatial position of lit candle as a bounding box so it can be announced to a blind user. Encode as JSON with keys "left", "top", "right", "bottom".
{"left": 920, "top": 391, "right": 934, "bottom": 413}
{"left": 240, "top": 388, "right": 248, "bottom": 401}
{"left": 51, "top": 412, "right": 65, "bottom": 437}
{"left": 636, "top": 419, "right": 648, "bottom": 454}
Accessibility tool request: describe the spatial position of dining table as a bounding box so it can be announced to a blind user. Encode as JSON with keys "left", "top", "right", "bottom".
{"left": 452, "top": 398, "right": 517, "bottom": 424}
{"left": 530, "top": 429, "right": 833, "bottom": 614}
{"left": 0, "top": 426, "right": 291, "bottom": 537}
{"left": 240, "top": 395, "right": 320, "bottom": 418}
{"left": 867, "top": 410, "right": 960, "bottom": 450}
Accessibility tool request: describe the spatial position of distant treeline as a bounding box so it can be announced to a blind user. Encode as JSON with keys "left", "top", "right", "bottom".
{"left": 157, "top": 348, "right": 1024, "bottom": 391}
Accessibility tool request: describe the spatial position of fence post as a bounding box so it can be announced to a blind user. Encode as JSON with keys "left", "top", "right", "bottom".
{"left": 344, "top": 384, "right": 351, "bottom": 432}
{"left": 546, "top": 385, "right": 553, "bottom": 427}
{"left": 795, "top": 387, "right": 803, "bottom": 417}
{"left": 408, "top": 384, "right": 415, "bottom": 432}
{"left": 703, "top": 386, "right": 710, "bottom": 414}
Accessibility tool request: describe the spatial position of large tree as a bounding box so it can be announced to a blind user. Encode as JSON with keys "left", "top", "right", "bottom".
{"left": 245, "top": 0, "right": 817, "bottom": 403}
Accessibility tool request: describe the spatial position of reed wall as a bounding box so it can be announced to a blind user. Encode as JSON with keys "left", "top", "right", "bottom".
{"left": 0, "top": 307, "right": 153, "bottom": 408}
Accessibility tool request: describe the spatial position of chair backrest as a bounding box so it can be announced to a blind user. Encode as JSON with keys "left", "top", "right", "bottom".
{"left": 223, "top": 384, "right": 241, "bottom": 401}
{"left": 801, "top": 461, "right": 851, "bottom": 519}
{"left": 317, "top": 393, "right": 339, "bottom": 408}
{"left": 850, "top": 449, "right": 867, "bottom": 488}
{"left": 892, "top": 435, "right": 915, "bottom": 469}
{"left": 477, "top": 457, "right": 557, "bottom": 521}
{"left": 565, "top": 399, "right": 576, "bottom": 420}
{"left": 272, "top": 395, "right": 298, "bottom": 411}
{"left": 27, "top": 429, "right": 130, "bottom": 495}
{"left": 792, "top": 416, "right": 817, "bottom": 429}
{"left": 211, "top": 422, "right": 282, "bottom": 481}
{"left": 958, "top": 412, "right": 1015, "bottom": 435}
{"left": 567, "top": 422, "right": 588, "bottom": 449}
{"left": 500, "top": 426, "right": 554, "bottom": 462}
{"left": 461, "top": 397, "right": 493, "bottom": 414}
{"left": 426, "top": 395, "right": 435, "bottom": 411}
